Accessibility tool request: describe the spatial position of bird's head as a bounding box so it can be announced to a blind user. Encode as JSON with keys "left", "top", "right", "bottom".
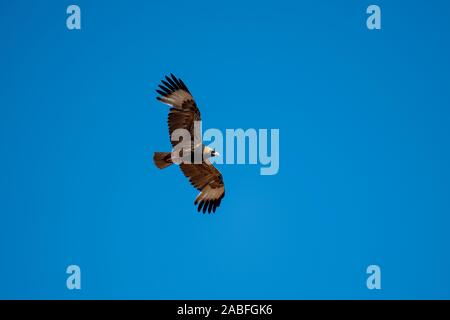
{"left": 204, "top": 146, "right": 220, "bottom": 158}
{"left": 212, "top": 149, "right": 220, "bottom": 157}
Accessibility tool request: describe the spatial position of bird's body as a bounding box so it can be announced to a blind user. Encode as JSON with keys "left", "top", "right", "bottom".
{"left": 153, "top": 74, "right": 225, "bottom": 213}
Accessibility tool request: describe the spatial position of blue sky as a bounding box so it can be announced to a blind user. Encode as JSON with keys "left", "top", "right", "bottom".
{"left": 1, "top": 0, "right": 450, "bottom": 299}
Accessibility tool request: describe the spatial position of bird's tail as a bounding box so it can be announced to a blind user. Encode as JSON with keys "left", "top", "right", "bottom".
{"left": 153, "top": 152, "right": 173, "bottom": 169}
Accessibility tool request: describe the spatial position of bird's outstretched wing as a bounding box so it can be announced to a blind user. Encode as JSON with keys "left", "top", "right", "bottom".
{"left": 156, "top": 74, "right": 201, "bottom": 147}
{"left": 180, "top": 162, "right": 225, "bottom": 214}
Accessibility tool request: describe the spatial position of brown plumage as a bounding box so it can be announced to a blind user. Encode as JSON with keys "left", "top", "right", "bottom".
{"left": 153, "top": 74, "right": 225, "bottom": 214}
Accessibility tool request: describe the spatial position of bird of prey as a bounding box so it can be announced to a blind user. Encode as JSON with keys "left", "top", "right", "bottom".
{"left": 153, "top": 74, "right": 225, "bottom": 214}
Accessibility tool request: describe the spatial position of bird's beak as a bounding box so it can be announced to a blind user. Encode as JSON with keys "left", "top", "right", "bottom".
{"left": 214, "top": 151, "right": 220, "bottom": 157}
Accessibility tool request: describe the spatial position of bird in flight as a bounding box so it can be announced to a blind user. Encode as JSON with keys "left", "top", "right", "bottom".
{"left": 153, "top": 74, "right": 225, "bottom": 214}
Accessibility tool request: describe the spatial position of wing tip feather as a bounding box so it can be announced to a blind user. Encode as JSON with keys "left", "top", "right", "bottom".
{"left": 156, "top": 73, "right": 191, "bottom": 99}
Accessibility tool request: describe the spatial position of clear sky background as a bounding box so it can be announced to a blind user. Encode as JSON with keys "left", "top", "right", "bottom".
{"left": 1, "top": 0, "right": 450, "bottom": 299}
